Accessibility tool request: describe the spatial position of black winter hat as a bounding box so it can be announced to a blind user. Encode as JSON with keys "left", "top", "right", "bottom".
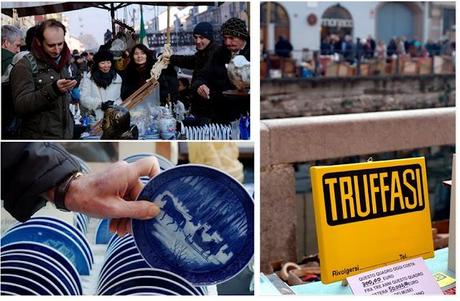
{"left": 193, "top": 22, "right": 214, "bottom": 41}
{"left": 221, "top": 18, "right": 248, "bottom": 41}
{"left": 93, "top": 50, "right": 114, "bottom": 64}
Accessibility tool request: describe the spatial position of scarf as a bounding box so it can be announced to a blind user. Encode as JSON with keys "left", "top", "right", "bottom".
{"left": 91, "top": 68, "right": 117, "bottom": 89}
{"left": 31, "top": 38, "right": 72, "bottom": 72}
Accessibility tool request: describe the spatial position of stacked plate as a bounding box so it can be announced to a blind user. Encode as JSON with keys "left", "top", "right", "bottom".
{"left": 94, "top": 219, "right": 114, "bottom": 245}
{"left": 74, "top": 213, "right": 90, "bottom": 234}
{"left": 96, "top": 234, "right": 205, "bottom": 295}
{"left": 0, "top": 241, "right": 83, "bottom": 295}
{"left": 1, "top": 216, "right": 94, "bottom": 276}
{"left": 123, "top": 153, "right": 175, "bottom": 184}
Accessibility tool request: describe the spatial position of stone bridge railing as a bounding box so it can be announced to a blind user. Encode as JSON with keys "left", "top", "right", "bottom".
{"left": 260, "top": 107, "right": 455, "bottom": 273}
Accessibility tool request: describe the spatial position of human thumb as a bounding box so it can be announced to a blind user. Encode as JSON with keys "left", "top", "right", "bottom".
{"left": 123, "top": 200, "right": 160, "bottom": 220}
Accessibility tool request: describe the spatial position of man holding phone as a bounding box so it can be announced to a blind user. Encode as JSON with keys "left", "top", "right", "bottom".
{"left": 10, "top": 19, "right": 77, "bottom": 139}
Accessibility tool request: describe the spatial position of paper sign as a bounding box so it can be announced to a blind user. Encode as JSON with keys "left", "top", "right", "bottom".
{"left": 347, "top": 257, "right": 443, "bottom": 295}
{"left": 310, "top": 157, "right": 434, "bottom": 283}
{"left": 433, "top": 272, "right": 455, "bottom": 288}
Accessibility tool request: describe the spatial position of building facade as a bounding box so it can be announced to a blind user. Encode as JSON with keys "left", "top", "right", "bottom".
{"left": 262, "top": 1, "right": 455, "bottom": 59}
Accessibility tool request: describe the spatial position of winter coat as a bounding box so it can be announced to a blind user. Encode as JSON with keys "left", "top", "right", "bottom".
{"left": 1, "top": 142, "right": 80, "bottom": 222}
{"left": 2, "top": 48, "right": 15, "bottom": 75}
{"left": 80, "top": 72, "right": 122, "bottom": 121}
{"left": 170, "top": 42, "right": 218, "bottom": 90}
{"left": 193, "top": 41, "right": 250, "bottom": 122}
{"left": 10, "top": 43, "right": 74, "bottom": 139}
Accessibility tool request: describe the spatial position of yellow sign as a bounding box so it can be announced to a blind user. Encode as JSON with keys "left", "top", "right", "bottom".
{"left": 310, "top": 157, "right": 434, "bottom": 284}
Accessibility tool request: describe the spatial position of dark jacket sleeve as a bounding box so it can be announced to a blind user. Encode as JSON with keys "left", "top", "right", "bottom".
{"left": 10, "top": 58, "right": 63, "bottom": 115}
{"left": 170, "top": 54, "right": 196, "bottom": 70}
{"left": 1, "top": 142, "right": 80, "bottom": 222}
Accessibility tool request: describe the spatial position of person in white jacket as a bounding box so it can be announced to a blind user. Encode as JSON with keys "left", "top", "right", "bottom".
{"left": 80, "top": 50, "right": 122, "bottom": 122}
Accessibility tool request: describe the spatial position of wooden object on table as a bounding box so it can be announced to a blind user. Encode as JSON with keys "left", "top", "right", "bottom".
{"left": 90, "top": 44, "right": 171, "bottom": 136}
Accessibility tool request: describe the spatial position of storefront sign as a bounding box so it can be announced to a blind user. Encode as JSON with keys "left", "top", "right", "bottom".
{"left": 310, "top": 157, "right": 434, "bottom": 284}
{"left": 347, "top": 257, "right": 443, "bottom": 295}
{"left": 321, "top": 18, "right": 353, "bottom": 28}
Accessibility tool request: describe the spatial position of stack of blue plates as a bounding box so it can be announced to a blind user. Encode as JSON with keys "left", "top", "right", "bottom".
{"left": 94, "top": 219, "right": 114, "bottom": 245}
{"left": 96, "top": 234, "right": 205, "bottom": 296}
{"left": 1, "top": 242, "right": 82, "bottom": 295}
{"left": 1, "top": 216, "right": 94, "bottom": 276}
{"left": 123, "top": 153, "right": 175, "bottom": 183}
{"left": 74, "top": 213, "right": 90, "bottom": 234}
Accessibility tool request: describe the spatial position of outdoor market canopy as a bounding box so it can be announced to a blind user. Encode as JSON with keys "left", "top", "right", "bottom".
{"left": 1, "top": 2, "right": 219, "bottom": 17}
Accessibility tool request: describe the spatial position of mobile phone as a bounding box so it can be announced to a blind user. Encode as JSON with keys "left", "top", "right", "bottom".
{"left": 65, "top": 76, "right": 76, "bottom": 81}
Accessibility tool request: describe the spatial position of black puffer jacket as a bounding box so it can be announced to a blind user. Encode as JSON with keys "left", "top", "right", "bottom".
{"left": 170, "top": 42, "right": 219, "bottom": 118}
{"left": 193, "top": 41, "right": 250, "bottom": 122}
{"left": 1, "top": 143, "right": 80, "bottom": 222}
{"left": 170, "top": 41, "right": 218, "bottom": 90}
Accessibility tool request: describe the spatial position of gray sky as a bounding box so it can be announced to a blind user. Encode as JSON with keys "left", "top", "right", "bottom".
{"left": 64, "top": 5, "right": 163, "bottom": 45}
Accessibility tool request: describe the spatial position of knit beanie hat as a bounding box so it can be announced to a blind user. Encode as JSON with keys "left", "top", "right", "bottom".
{"left": 221, "top": 18, "right": 248, "bottom": 41}
{"left": 193, "top": 22, "right": 214, "bottom": 41}
{"left": 93, "top": 50, "right": 114, "bottom": 64}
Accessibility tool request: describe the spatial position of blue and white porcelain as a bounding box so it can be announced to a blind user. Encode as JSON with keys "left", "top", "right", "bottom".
{"left": 10, "top": 217, "right": 94, "bottom": 265}
{"left": 1, "top": 242, "right": 82, "bottom": 294}
{"left": 98, "top": 268, "right": 202, "bottom": 296}
{"left": 1, "top": 279, "right": 43, "bottom": 295}
{"left": 123, "top": 153, "right": 175, "bottom": 170}
{"left": 1, "top": 225, "right": 91, "bottom": 275}
{"left": 95, "top": 219, "right": 114, "bottom": 245}
{"left": 1, "top": 252, "right": 79, "bottom": 295}
{"left": 132, "top": 164, "right": 254, "bottom": 286}
{"left": 97, "top": 254, "right": 144, "bottom": 290}
{"left": 1, "top": 257, "right": 70, "bottom": 295}
{"left": 1, "top": 269, "right": 59, "bottom": 295}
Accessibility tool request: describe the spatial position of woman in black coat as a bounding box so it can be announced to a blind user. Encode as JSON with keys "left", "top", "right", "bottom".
{"left": 121, "top": 44, "right": 178, "bottom": 106}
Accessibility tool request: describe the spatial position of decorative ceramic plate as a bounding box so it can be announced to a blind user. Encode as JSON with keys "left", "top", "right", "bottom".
{"left": 1, "top": 225, "right": 91, "bottom": 275}
{"left": 1, "top": 257, "right": 70, "bottom": 295}
{"left": 132, "top": 164, "right": 254, "bottom": 286}
{"left": 98, "top": 268, "right": 202, "bottom": 296}
{"left": 1, "top": 282, "right": 38, "bottom": 295}
{"left": 1, "top": 242, "right": 82, "bottom": 294}
{"left": 1, "top": 252, "right": 78, "bottom": 295}
{"left": 95, "top": 219, "right": 114, "bottom": 245}
{"left": 11, "top": 217, "right": 94, "bottom": 265}
{"left": 1, "top": 276, "right": 47, "bottom": 295}
{"left": 123, "top": 153, "right": 175, "bottom": 170}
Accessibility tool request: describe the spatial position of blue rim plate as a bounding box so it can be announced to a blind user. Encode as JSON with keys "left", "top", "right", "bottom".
{"left": 95, "top": 219, "right": 115, "bottom": 245}
{"left": 114, "top": 287, "right": 175, "bottom": 296}
{"left": 1, "top": 259, "right": 69, "bottom": 295}
{"left": 104, "top": 236, "right": 135, "bottom": 259}
{"left": 123, "top": 153, "right": 175, "bottom": 183}
{"left": 99, "top": 266, "right": 204, "bottom": 295}
{"left": 1, "top": 225, "right": 91, "bottom": 275}
{"left": 1, "top": 252, "right": 77, "bottom": 295}
{"left": 1, "top": 281, "right": 40, "bottom": 295}
{"left": 0, "top": 242, "right": 82, "bottom": 294}
{"left": 2, "top": 249, "right": 81, "bottom": 295}
{"left": 11, "top": 217, "right": 94, "bottom": 265}
{"left": 98, "top": 268, "right": 201, "bottom": 296}
{"left": 1, "top": 271, "right": 57, "bottom": 295}
{"left": 98, "top": 246, "right": 140, "bottom": 292}
{"left": 132, "top": 164, "right": 254, "bottom": 286}
{"left": 123, "top": 153, "right": 175, "bottom": 171}
{"left": 97, "top": 254, "right": 144, "bottom": 290}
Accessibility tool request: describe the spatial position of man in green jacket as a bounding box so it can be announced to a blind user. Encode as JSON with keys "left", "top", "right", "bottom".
{"left": 1, "top": 25, "right": 22, "bottom": 75}
{"left": 10, "top": 19, "right": 77, "bottom": 139}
